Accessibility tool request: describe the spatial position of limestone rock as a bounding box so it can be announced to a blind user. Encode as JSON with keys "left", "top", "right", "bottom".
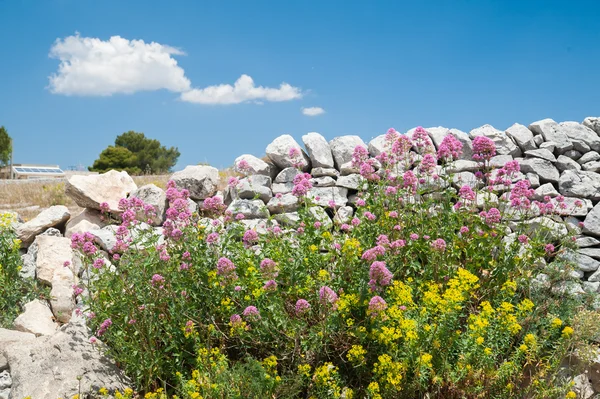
{"left": 230, "top": 175, "right": 272, "bottom": 203}
{"left": 311, "top": 176, "right": 336, "bottom": 187}
{"left": 3, "top": 317, "right": 129, "bottom": 399}
{"left": 275, "top": 167, "right": 302, "bottom": 183}
{"left": 556, "top": 155, "right": 581, "bottom": 173}
{"left": 266, "top": 135, "right": 310, "bottom": 171}
{"left": 20, "top": 253, "right": 35, "bottom": 280}
{"left": 558, "top": 250, "right": 600, "bottom": 272}
{"left": 129, "top": 184, "right": 168, "bottom": 226}
{"left": 559, "top": 121, "right": 600, "bottom": 152}
{"left": 582, "top": 161, "right": 600, "bottom": 173}
{"left": 333, "top": 206, "right": 354, "bottom": 225}
{"left": 576, "top": 236, "right": 600, "bottom": 248}
{"left": 578, "top": 151, "right": 600, "bottom": 165}
{"left": 227, "top": 199, "right": 269, "bottom": 219}
{"left": 35, "top": 235, "right": 76, "bottom": 286}
{"left": 50, "top": 266, "right": 76, "bottom": 323}
{"left": 368, "top": 134, "right": 387, "bottom": 157}
{"left": 65, "top": 208, "right": 106, "bottom": 238}
{"left": 308, "top": 206, "right": 333, "bottom": 229}
{"left": 234, "top": 154, "right": 272, "bottom": 176}
{"left": 583, "top": 203, "right": 600, "bottom": 237}
{"left": 66, "top": 170, "right": 137, "bottom": 212}
{"left": 329, "top": 136, "right": 367, "bottom": 175}
{"left": 526, "top": 173, "right": 540, "bottom": 188}
{"left": 89, "top": 225, "right": 118, "bottom": 252}
{"left": 539, "top": 141, "right": 556, "bottom": 152}
{"left": 15, "top": 206, "right": 70, "bottom": 247}
{"left": 489, "top": 155, "right": 513, "bottom": 168}
{"left": 272, "top": 182, "right": 294, "bottom": 195}
{"left": 308, "top": 187, "right": 348, "bottom": 209}
{"left": 533, "top": 183, "right": 558, "bottom": 200}
{"left": 583, "top": 116, "right": 600, "bottom": 135}
{"left": 579, "top": 248, "right": 600, "bottom": 260}
{"left": 336, "top": 174, "right": 366, "bottom": 190}
{"left": 171, "top": 165, "right": 219, "bottom": 200}
{"left": 266, "top": 194, "right": 299, "bottom": 214}
{"left": 273, "top": 212, "right": 301, "bottom": 227}
{"left": 519, "top": 158, "right": 559, "bottom": 184}
{"left": 524, "top": 149, "right": 556, "bottom": 162}
{"left": 302, "top": 132, "right": 334, "bottom": 168}
{"left": 469, "top": 124, "right": 521, "bottom": 157}
{"left": 13, "top": 300, "right": 58, "bottom": 336}
{"left": 505, "top": 123, "right": 537, "bottom": 152}
{"left": 445, "top": 160, "right": 480, "bottom": 173}
{"left": 311, "top": 167, "right": 339, "bottom": 178}
{"left": 528, "top": 119, "right": 573, "bottom": 154}
{"left": 532, "top": 135, "right": 544, "bottom": 146}
{"left": 559, "top": 170, "right": 600, "bottom": 200}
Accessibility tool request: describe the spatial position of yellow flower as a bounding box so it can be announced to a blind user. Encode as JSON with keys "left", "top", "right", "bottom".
{"left": 551, "top": 318, "right": 563, "bottom": 328}
{"left": 565, "top": 391, "right": 577, "bottom": 399}
{"left": 524, "top": 333, "right": 536, "bottom": 347}
{"left": 484, "top": 347, "right": 493, "bottom": 355}
{"left": 318, "top": 269, "right": 330, "bottom": 281}
{"left": 562, "top": 326, "right": 574, "bottom": 338}
{"left": 420, "top": 353, "right": 433, "bottom": 368}
{"left": 98, "top": 387, "right": 109, "bottom": 395}
{"left": 298, "top": 363, "right": 312, "bottom": 377}
{"left": 476, "top": 336, "right": 484, "bottom": 345}
{"left": 519, "top": 344, "right": 528, "bottom": 352}
{"left": 347, "top": 345, "right": 366, "bottom": 364}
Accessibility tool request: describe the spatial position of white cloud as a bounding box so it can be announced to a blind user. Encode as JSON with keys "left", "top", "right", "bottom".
{"left": 48, "top": 34, "right": 191, "bottom": 95}
{"left": 301, "top": 106, "right": 325, "bottom": 116}
{"left": 180, "top": 74, "right": 302, "bottom": 105}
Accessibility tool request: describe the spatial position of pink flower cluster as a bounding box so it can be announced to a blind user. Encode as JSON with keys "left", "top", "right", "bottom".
{"left": 472, "top": 136, "right": 497, "bottom": 162}
{"left": 292, "top": 173, "right": 313, "bottom": 197}
{"left": 437, "top": 134, "right": 463, "bottom": 163}
{"left": 260, "top": 258, "right": 279, "bottom": 279}
{"left": 319, "top": 286, "right": 339, "bottom": 309}
{"left": 369, "top": 261, "right": 393, "bottom": 291}
{"left": 480, "top": 207, "right": 501, "bottom": 226}
{"left": 71, "top": 232, "right": 97, "bottom": 256}
{"left": 118, "top": 196, "right": 156, "bottom": 227}
{"left": 217, "top": 257, "right": 238, "bottom": 283}
{"left": 411, "top": 127, "right": 434, "bottom": 154}
{"left": 243, "top": 305, "right": 261, "bottom": 320}
{"left": 368, "top": 295, "right": 388, "bottom": 317}
{"left": 295, "top": 299, "right": 311, "bottom": 315}
{"left": 163, "top": 180, "right": 193, "bottom": 240}
{"left": 97, "top": 318, "right": 112, "bottom": 337}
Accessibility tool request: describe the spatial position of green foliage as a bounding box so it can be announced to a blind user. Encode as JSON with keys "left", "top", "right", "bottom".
{"left": 0, "top": 126, "right": 12, "bottom": 167}
{"left": 90, "top": 131, "right": 180, "bottom": 175}
{"left": 0, "top": 213, "right": 37, "bottom": 327}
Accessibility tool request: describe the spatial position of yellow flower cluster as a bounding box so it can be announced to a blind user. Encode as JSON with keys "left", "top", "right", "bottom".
{"left": 298, "top": 363, "right": 312, "bottom": 378}
{"left": 341, "top": 238, "right": 361, "bottom": 258}
{"left": 346, "top": 344, "right": 366, "bottom": 364}
{"left": 373, "top": 354, "right": 405, "bottom": 391}
{"left": 313, "top": 362, "right": 342, "bottom": 398}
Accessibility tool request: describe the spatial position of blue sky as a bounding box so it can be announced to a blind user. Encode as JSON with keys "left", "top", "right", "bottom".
{"left": 0, "top": 0, "right": 599, "bottom": 171}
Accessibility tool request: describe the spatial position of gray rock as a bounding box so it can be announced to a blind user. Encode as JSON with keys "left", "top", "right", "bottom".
{"left": 583, "top": 282, "right": 600, "bottom": 294}
{"left": 266, "top": 134, "right": 310, "bottom": 171}
{"left": 311, "top": 167, "right": 339, "bottom": 178}
{"left": 524, "top": 149, "right": 556, "bottom": 162}
{"left": 13, "top": 299, "right": 58, "bottom": 336}
{"left": 505, "top": 123, "right": 537, "bottom": 152}
{"left": 66, "top": 170, "right": 137, "bottom": 212}
{"left": 526, "top": 173, "right": 540, "bottom": 188}
{"left": 171, "top": 165, "right": 219, "bottom": 200}
{"left": 560, "top": 121, "right": 600, "bottom": 152}
{"left": 308, "top": 187, "right": 348, "bottom": 209}
{"left": 444, "top": 160, "right": 480, "bottom": 173}
{"left": 310, "top": 176, "right": 336, "bottom": 187}
{"left": 576, "top": 236, "right": 600, "bottom": 248}
{"left": 519, "top": 158, "right": 559, "bottom": 184}
{"left": 578, "top": 151, "right": 600, "bottom": 165}
{"left": 556, "top": 155, "right": 581, "bottom": 172}
{"left": 230, "top": 175, "right": 272, "bottom": 203}
{"left": 50, "top": 266, "right": 76, "bottom": 323}
{"left": 529, "top": 118, "right": 573, "bottom": 154}
{"left": 89, "top": 225, "right": 118, "bottom": 252}
{"left": 489, "top": 154, "right": 513, "bottom": 168}
{"left": 583, "top": 203, "right": 600, "bottom": 237}
{"left": 302, "top": 132, "right": 334, "bottom": 168}
{"left": 558, "top": 250, "right": 600, "bottom": 272}
{"left": 275, "top": 167, "right": 303, "bottom": 183}
{"left": 266, "top": 194, "right": 299, "bottom": 214}
{"left": 553, "top": 197, "right": 590, "bottom": 217}
{"left": 129, "top": 184, "right": 168, "bottom": 226}
{"left": 65, "top": 208, "right": 106, "bottom": 238}
{"left": 582, "top": 161, "right": 600, "bottom": 173}
{"left": 533, "top": 134, "right": 544, "bottom": 146}
{"left": 578, "top": 248, "right": 600, "bottom": 260}
{"left": 271, "top": 182, "right": 294, "bottom": 195}
{"left": 571, "top": 373, "right": 595, "bottom": 399}
{"left": 0, "top": 370, "right": 10, "bottom": 390}
{"left": 452, "top": 171, "right": 480, "bottom": 189}
{"left": 273, "top": 212, "right": 301, "bottom": 227}
{"left": 559, "top": 170, "right": 600, "bottom": 200}
{"left": 329, "top": 136, "right": 367, "bottom": 174}
{"left": 552, "top": 280, "right": 584, "bottom": 296}
{"left": 238, "top": 219, "right": 278, "bottom": 235}
{"left": 19, "top": 253, "right": 35, "bottom": 280}
{"left": 571, "top": 139, "right": 591, "bottom": 154}
{"left": 515, "top": 216, "right": 568, "bottom": 241}
{"left": 308, "top": 206, "right": 333, "bottom": 229}
{"left": 227, "top": 199, "right": 269, "bottom": 219}
{"left": 333, "top": 206, "right": 354, "bottom": 225}
{"left": 565, "top": 216, "right": 583, "bottom": 235}
{"left": 563, "top": 150, "right": 583, "bottom": 160}
{"left": 15, "top": 206, "right": 70, "bottom": 248}
{"left": 368, "top": 134, "right": 387, "bottom": 157}
{"left": 35, "top": 235, "right": 76, "bottom": 286}
{"left": 3, "top": 317, "right": 130, "bottom": 399}
{"left": 234, "top": 154, "right": 272, "bottom": 176}
{"left": 533, "top": 183, "right": 559, "bottom": 200}
{"left": 538, "top": 141, "right": 556, "bottom": 153}
{"left": 336, "top": 174, "right": 366, "bottom": 190}
{"left": 583, "top": 116, "right": 600, "bottom": 135}
{"left": 469, "top": 124, "right": 521, "bottom": 157}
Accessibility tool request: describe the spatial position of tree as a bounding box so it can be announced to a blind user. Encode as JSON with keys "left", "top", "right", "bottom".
{"left": 0, "top": 126, "right": 12, "bottom": 168}
{"left": 90, "top": 131, "right": 180, "bottom": 175}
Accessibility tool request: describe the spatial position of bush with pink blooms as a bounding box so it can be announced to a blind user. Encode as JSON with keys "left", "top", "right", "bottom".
{"left": 74, "top": 128, "right": 600, "bottom": 399}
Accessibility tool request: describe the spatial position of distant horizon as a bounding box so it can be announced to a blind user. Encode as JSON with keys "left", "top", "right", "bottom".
{"left": 1, "top": 1, "right": 599, "bottom": 171}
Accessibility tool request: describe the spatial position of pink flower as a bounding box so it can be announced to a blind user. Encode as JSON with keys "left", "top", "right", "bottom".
{"left": 89, "top": 336, "right": 97, "bottom": 344}
{"left": 518, "top": 234, "right": 529, "bottom": 244}
{"left": 217, "top": 257, "right": 238, "bottom": 282}
{"left": 368, "top": 296, "right": 388, "bottom": 317}
{"left": 351, "top": 217, "right": 361, "bottom": 226}
{"left": 459, "top": 226, "right": 469, "bottom": 234}
{"left": 364, "top": 211, "right": 376, "bottom": 221}
{"left": 431, "top": 238, "right": 446, "bottom": 252}
{"left": 356, "top": 198, "right": 366, "bottom": 206}
{"left": 206, "top": 232, "right": 219, "bottom": 244}
{"left": 230, "top": 314, "right": 244, "bottom": 328}
{"left": 260, "top": 258, "right": 279, "bottom": 279}
{"left": 389, "top": 211, "right": 398, "bottom": 218}
{"left": 482, "top": 208, "right": 501, "bottom": 225}
{"left": 151, "top": 274, "right": 165, "bottom": 286}
{"left": 243, "top": 306, "right": 261, "bottom": 320}
{"left": 459, "top": 185, "right": 476, "bottom": 201}
{"left": 295, "top": 299, "right": 311, "bottom": 315}
{"left": 319, "top": 286, "right": 339, "bottom": 308}
{"left": 97, "top": 318, "right": 112, "bottom": 336}
{"left": 545, "top": 244, "right": 555, "bottom": 254}
{"left": 263, "top": 279, "right": 278, "bottom": 291}
{"left": 63, "top": 260, "right": 71, "bottom": 267}
{"left": 234, "top": 285, "right": 242, "bottom": 291}
{"left": 362, "top": 245, "right": 386, "bottom": 261}
{"left": 243, "top": 229, "right": 259, "bottom": 245}
{"left": 410, "top": 233, "right": 419, "bottom": 241}
{"left": 472, "top": 136, "right": 496, "bottom": 162}
{"left": 237, "top": 159, "right": 251, "bottom": 173}
{"left": 437, "top": 134, "right": 463, "bottom": 163}
{"left": 292, "top": 173, "right": 313, "bottom": 197}
{"left": 314, "top": 221, "right": 322, "bottom": 229}
{"left": 369, "top": 261, "right": 393, "bottom": 291}
{"left": 419, "top": 153, "right": 437, "bottom": 175}
{"left": 411, "top": 126, "right": 434, "bottom": 154}
{"left": 402, "top": 170, "right": 418, "bottom": 193}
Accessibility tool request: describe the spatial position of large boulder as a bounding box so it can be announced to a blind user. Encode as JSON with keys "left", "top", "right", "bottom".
{"left": 227, "top": 199, "right": 270, "bottom": 219}
{"left": 469, "top": 124, "right": 521, "bottom": 157}
{"left": 556, "top": 155, "right": 581, "bottom": 173}
{"left": 519, "top": 158, "right": 560, "bottom": 184}
{"left": 559, "top": 121, "right": 600, "bottom": 152}
{"left": 528, "top": 119, "right": 573, "bottom": 154}
{"left": 505, "top": 123, "right": 537, "bottom": 152}
{"left": 524, "top": 149, "right": 556, "bottom": 163}
{"left": 266, "top": 194, "right": 300, "bottom": 214}
{"left": 171, "top": 165, "right": 219, "bottom": 200}
{"left": 129, "top": 184, "right": 168, "bottom": 226}
{"left": 559, "top": 170, "right": 600, "bottom": 200}
{"left": 583, "top": 117, "right": 600, "bottom": 135}
{"left": 329, "top": 136, "right": 367, "bottom": 175}
{"left": 302, "top": 132, "right": 334, "bottom": 168}
{"left": 15, "top": 206, "right": 70, "bottom": 247}
{"left": 64, "top": 208, "right": 106, "bottom": 238}
{"left": 234, "top": 154, "right": 273, "bottom": 177}
{"left": 13, "top": 300, "right": 59, "bottom": 337}
{"left": 65, "top": 170, "right": 137, "bottom": 212}
{"left": 2, "top": 317, "right": 130, "bottom": 399}
{"left": 35, "top": 235, "right": 77, "bottom": 286}
{"left": 266, "top": 135, "right": 310, "bottom": 171}
{"left": 230, "top": 175, "right": 272, "bottom": 204}
{"left": 583, "top": 202, "right": 600, "bottom": 237}
{"left": 368, "top": 134, "right": 387, "bottom": 157}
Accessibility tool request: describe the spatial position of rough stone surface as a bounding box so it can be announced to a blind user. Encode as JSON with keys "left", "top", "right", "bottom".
{"left": 368, "top": 134, "right": 387, "bottom": 157}
{"left": 266, "top": 194, "right": 299, "bottom": 214}
{"left": 231, "top": 175, "right": 272, "bottom": 203}
{"left": 445, "top": 160, "right": 480, "bottom": 173}
{"left": 307, "top": 187, "right": 348, "bottom": 208}
{"left": 558, "top": 250, "right": 600, "bottom": 272}
{"left": 519, "top": 158, "right": 560, "bottom": 183}
{"left": 311, "top": 176, "right": 336, "bottom": 187}
{"left": 559, "top": 170, "right": 600, "bottom": 200}
{"left": 533, "top": 183, "right": 558, "bottom": 200}
{"left": 19, "top": 253, "right": 36, "bottom": 280}
{"left": 65, "top": 208, "right": 106, "bottom": 238}
{"left": 266, "top": 134, "right": 310, "bottom": 171}
{"left": 578, "top": 151, "right": 600, "bottom": 165}
{"left": 579, "top": 248, "right": 600, "bottom": 260}
{"left": 333, "top": 206, "right": 354, "bottom": 225}
{"left": 302, "top": 132, "right": 334, "bottom": 168}
{"left": 129, "top": 184, "right": 168, "bottom": 226}
{"left": 560, "top": 121, "right": 600, "bottom": 152}
{"left": 556, "top": 155, "right": 582, "bottom": 172}
{"left": 539, "top": 141, "right": 556, "bottom": 152}
{"left": 13, "top": 299, "right": 58, "bottom": 337}
{"left": 227, "top": 199, "right": 269, "bottom": 219}
{"left": 66, "top": 170, "right": 137, "bottom": 212}
{"left": 489, "top": 155, "right": 513, "bottom": 168}
{"left": 583, "top": 117, "right": 600, "bottom": 135}
{"left": 89, "top": 225, "right": 118, "bottom": 252}
{"left": 329, "top": 136, "right": 367, "bottom": 175}
{"left": 308, "top": 206, "right": 333, "bottom": 229}
{"left": 529, "top": 118, "right": 573, "bottom": 154}
{"left": 234, "top": 154, "right": 272, "bottom": 176}
{"left": 3, "top": 317, "right": 130, "bottom": 399}
{"left": 171, "top": 165, "right": 219, "bottom": 200}
{"left": 273, "top": 212, "right": 301, "bottom": 227}
{"left": 16, "top": 206, "right": 70, "bottom": 247}
{"left": 50, "top": 266, "right": 76, "bottom": 323}
{"left": 272, "top": 182, "right": 294, "bottom": 195}
{"left": 311, "top": 167, "right": 339, "bottom": 178}
{"left": 564, "top": 150, "right": 583, "bottom": 160}
{"left": 583, "top": 203, "right": 600, "bottom": 237}
{"left": 275, "top": 167, "right": 302, "bottom": 183}
{"left": 582, "top": 161, "right": 600, "bottom": 173}
{"left": 336, "top": 174, "right": 366, "bottom": 190}
{"left": 35, "top": 235, "right": 76, "bottom": 286}
{"left": 469, "top": 124, "right": 521, "bottom": 157}
{"left": 505, "top": 123, "right": 537, "bottom": 152}
{"left": 524, "top": 149, "right": 556, "bottom": 162}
